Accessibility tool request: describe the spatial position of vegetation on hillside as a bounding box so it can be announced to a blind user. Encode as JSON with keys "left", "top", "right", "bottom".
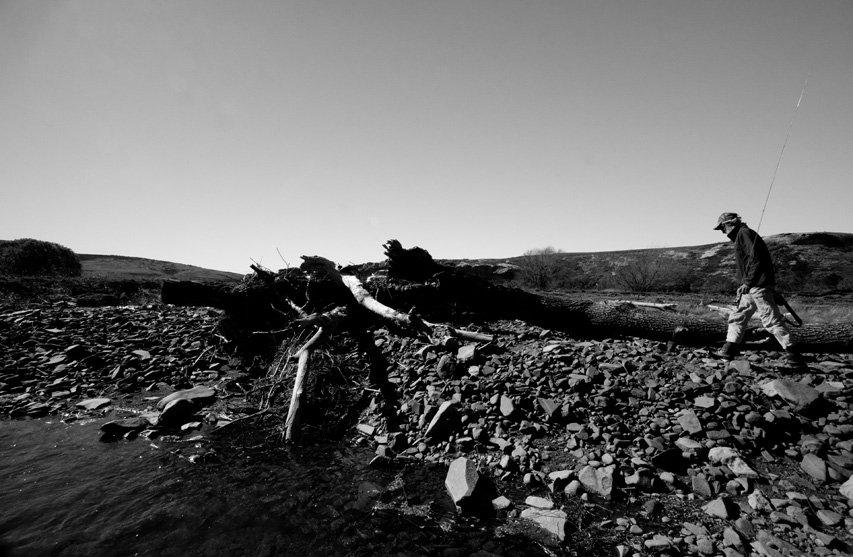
{"left": 0, "top": 238, "right": 81, "bottom": 277}
{"left": 511, "top": 232, "right": 853, "bottom": 295}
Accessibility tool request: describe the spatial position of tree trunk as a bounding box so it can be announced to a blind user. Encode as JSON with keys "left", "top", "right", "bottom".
{"left": 160, "top": 241, "right": 853, "bottom": 354}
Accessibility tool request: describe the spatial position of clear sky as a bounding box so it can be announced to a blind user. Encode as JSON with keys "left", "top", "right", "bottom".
{"left": 1, "top": 1, "right": 851, "bottom": 273}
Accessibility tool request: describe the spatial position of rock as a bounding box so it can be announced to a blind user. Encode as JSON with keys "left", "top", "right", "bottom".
{"left": 754, "top": 529, "right": 803, "bottom": 556}
{"left": 492, "top": 495, "right": 512, "bottom": 511}
{"left": 76, "top": 397, "right": 111, "bottom": 410}
{"left": 564, "top": 480, "right": 582, "bottom": 496}
{"left": 761, "top": 379, "right": 821, "bottom": 411}
{"left": 547, "top": 470, "right": 573, "bottom": 492}
{"left": 722, "top": 526, "right": 744, "bottom": 550}
{"left": 840, "top": 475, "right": 853, "bottom": 500}
{"left": 158, "top": 398, "right": 198, "bottom": 427}
{"left": 703, "top": 497, "right": 737, "bottom": 519}
{"left": 100, "top": 417, "right": 149, "bottom": 437}
{"left": 697, "top": 537, "right": 715, "bottom": 555}
{"left": 817, "top": 509, "right": 843, "bottom": 526}
{"left": 644, "top": 535, "right": 674, "bottom": 552}
{"left": 425, "top": 400, "right": 461, "bottom": 442}
{"left": 499, "top": 395, "right": 515, "bottom": 418}
{"left": 156, "top": 385, "right": 216, "bottom": 411}
{"left": 801, "top": 454, "right": 827, "bottom": 483}
{"left": 457, "top": 344, "right": 477, "bottom": 363}
{"left": 520, "top": 508, "right": 568, "bottom": 543}
{"left": 692, "top": 476, "right": 714, "bottom": 499}
{"left": 525, "top": 495, "right": 553, "bottom": 509}
{"left": 445, "top": 457, "right": 496, "bottom": 517}
{"left": 675, "top": 437, "right": 704, "bottom": 455}
{"left": 537, "top": 398, "right": 559, "bottom": 417}
{"left": 678, "top": 409, "right": 703, "bottom": 434}
{"left": 748, "top": 489, "right": 773, "bottom": 512}
{"left": 708, "top": 447, "right": 758, "bottom": 478}
{"left": 577, "top": 464, "right": 617, "bottom": 499}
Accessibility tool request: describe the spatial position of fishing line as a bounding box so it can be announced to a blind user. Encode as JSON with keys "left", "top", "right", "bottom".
{"left": 755, "top": 72, "right": 810, "bottom": 234}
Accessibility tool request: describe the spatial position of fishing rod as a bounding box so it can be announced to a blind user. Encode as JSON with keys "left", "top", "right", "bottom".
{"left": 737, "top": 73, "right": 810, "bottom": 326}
{"left": 755, "top": 72, "right": 810, "bottom": 234}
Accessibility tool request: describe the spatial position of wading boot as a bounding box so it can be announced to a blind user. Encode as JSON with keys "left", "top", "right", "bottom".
{"left": 713, "top": 342, "right": 739, "bottom": 361}
{"left": 784, "top": 347, "right": 808, "bottom": 372}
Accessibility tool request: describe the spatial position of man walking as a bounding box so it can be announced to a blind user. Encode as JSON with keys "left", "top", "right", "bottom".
{"left": 712, "top": 212, "right": 805, "bottom": 369}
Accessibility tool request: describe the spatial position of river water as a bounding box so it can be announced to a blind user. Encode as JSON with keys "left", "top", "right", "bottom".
{"left": 0, "top": 418, "right": 420, "bottom": 557}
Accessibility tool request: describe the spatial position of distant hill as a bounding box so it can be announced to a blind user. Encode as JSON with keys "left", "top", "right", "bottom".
{"left": 78, "top": 254, "right": 243, "bottom": 283}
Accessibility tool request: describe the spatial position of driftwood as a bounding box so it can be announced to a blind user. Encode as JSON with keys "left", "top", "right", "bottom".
{"left": 284, "top": 307, "right": 347, "bottom": 442}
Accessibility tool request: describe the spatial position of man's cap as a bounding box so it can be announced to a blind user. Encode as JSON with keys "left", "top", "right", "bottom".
{"left": 713, "top": 212, "right": 740, "bottom": 230}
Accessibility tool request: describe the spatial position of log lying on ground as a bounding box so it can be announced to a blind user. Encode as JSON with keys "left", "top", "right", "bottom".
{"left": 159, "top": 242, "right": 853, "bottom": 354}
{"left": 380, "top": 241, "right": 853, "bottom": 353}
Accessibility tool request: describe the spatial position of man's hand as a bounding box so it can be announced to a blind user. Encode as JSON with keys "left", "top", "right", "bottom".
{"left": 736, "top": 284, "right": 749, "bottom": 299}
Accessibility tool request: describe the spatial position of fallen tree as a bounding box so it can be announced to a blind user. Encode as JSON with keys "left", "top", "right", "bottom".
{"left": 162, "top": 240, "right": 853, "bottom": 354}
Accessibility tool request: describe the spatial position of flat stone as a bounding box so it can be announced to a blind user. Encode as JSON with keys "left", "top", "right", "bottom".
{"left": 158, "top": 398, "right": 197, "bottom": 427}
{"left": 678, "top": 410, "right": 703, "bottom": 434}
{"left": 815, "top": 381, "right": 845, "bottom": 393}
{"left": 761, "top": 379, "right": 820, "bottom": 411}
{"left": 840, "top": 475, "right": 853, "bottom": 499}
{"left": 644, "top": 535, "right": 674, "bottom": 551}
{"left": 683, "top": 522, "right": 710, "bottom": 537}
{"left": 457, "top": 344, "right": 477, "bottom": 363}
{"left": 675, "top": 437, "right": 704, "bottom": 454}
{"left": 817, "top": 509, "right": 843, "bottom": 526}
{"left": 801, "top": 454, "right": 828, "bottom": 483}
{"left": 692, "top": 476, "right": 714, "bottom": 499}
{"left": 703, "top": 497, "right": 737, "bottom": 519}
{"left": 425, "top": 400, "right": 461, "bottom": 442}
{"left": 723, "top": 526, "right": 744, "bottom": 549}
{"left": 76, "top": 397, "right": 111, "bottom": 410}
{"left": 525, "top": 495, "right": 554, "bottom": 509}
{"left": 520, "top": 508, "right": 568, "bottom": 543}
{"left": 694, "top": 396, "right": 717, "bottom": 409}
{"left": 697, "top": 537, "right": 714, "bottom": 555}
{"left": 156, "top": 385, "right": 216, "bottom": 411}
{"left": 100, "top": 417, "right": 149, "bottom": 436}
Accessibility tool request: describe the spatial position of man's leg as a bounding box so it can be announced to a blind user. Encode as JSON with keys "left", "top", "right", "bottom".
{"left": 751, "top": 287, "right": 806, "bottom": 369}
{"left": 715, "top": 294, "right": 756, "bottom": 359}
{"left": 750, "top": 287, "right": 792, "bottom": 348}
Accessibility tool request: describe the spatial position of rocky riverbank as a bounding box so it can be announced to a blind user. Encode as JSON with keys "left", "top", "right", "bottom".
{"left": 4, "top": 299, "right": 853, "bottom": 556}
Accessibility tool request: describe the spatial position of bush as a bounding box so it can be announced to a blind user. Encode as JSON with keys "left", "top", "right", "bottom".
{"left": 516, "top": 247, "right": 568, "bottom": 290}
{"left": 0, "top": 239, "right": 82, "bottom": 277}
{"left": 614, "top": 252, "right": 697, "bottom": 293}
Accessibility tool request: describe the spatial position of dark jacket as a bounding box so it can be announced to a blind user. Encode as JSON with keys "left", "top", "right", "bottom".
{"left": 727, "top": 223, "right": 775, "bottom": 288}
